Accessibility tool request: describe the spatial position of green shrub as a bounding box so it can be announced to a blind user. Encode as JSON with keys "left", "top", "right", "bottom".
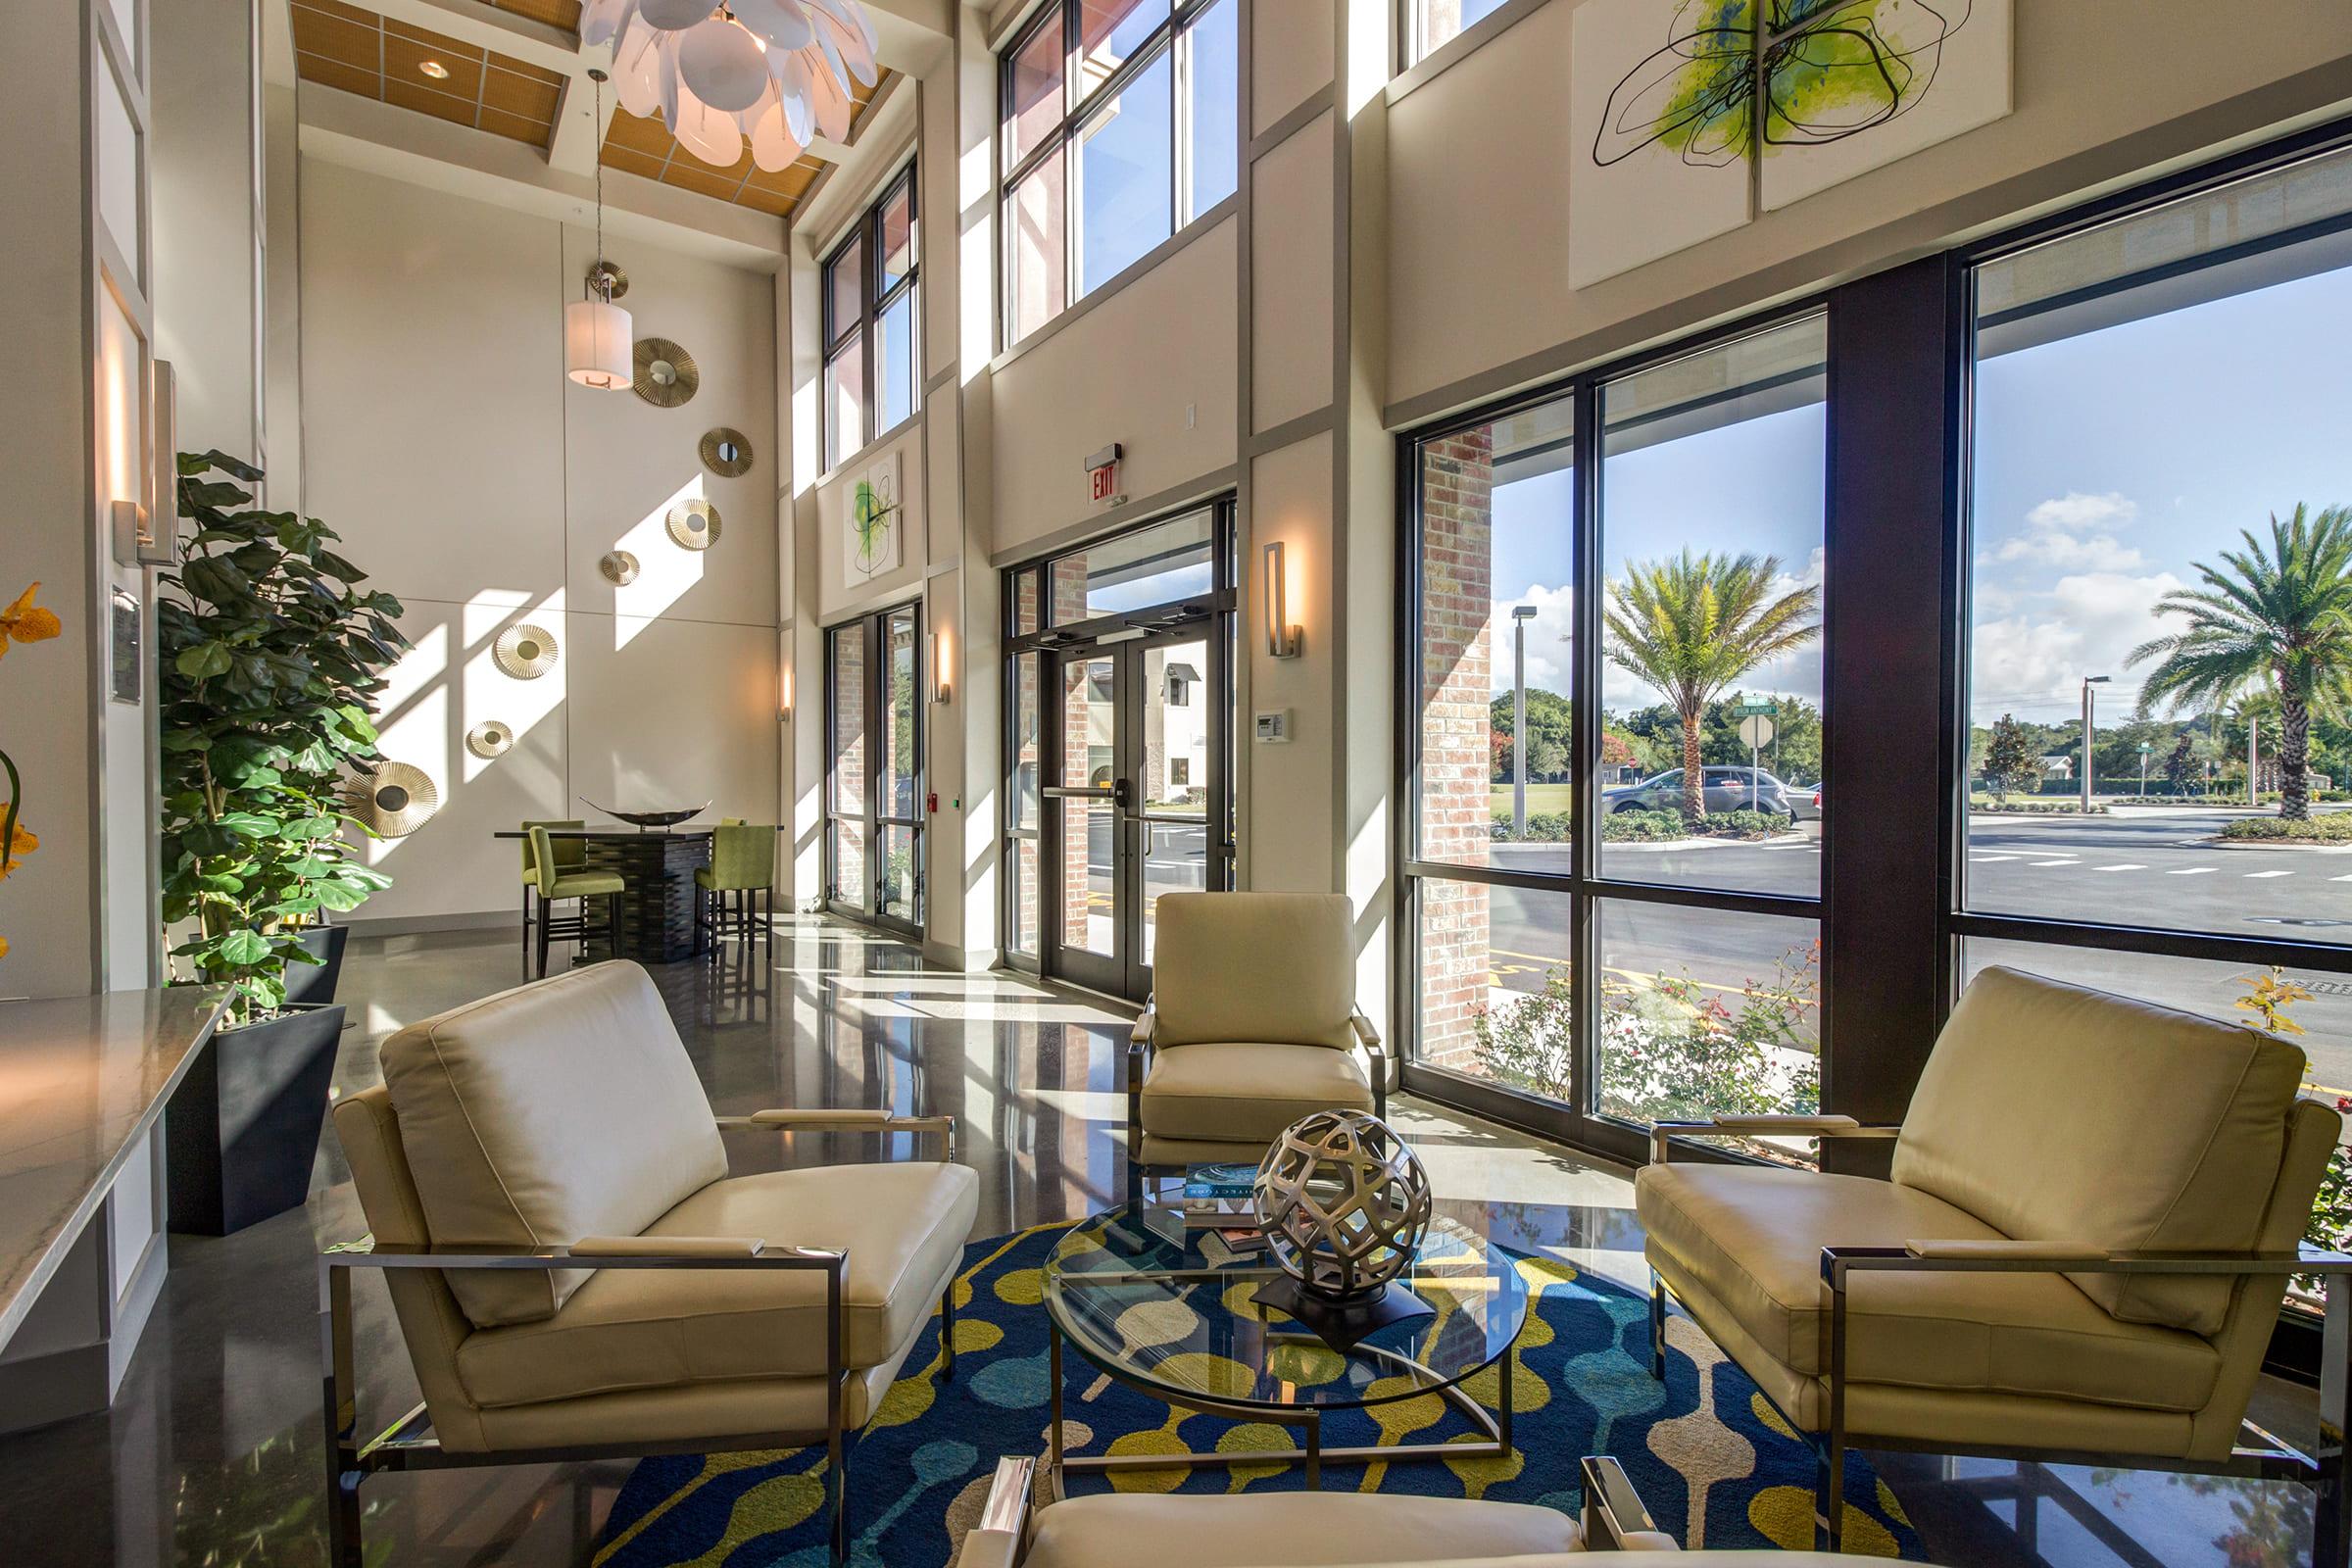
{"left": 1470, "top": 942, "right": 1822, "bottom": 1163}
{"left": 2221, "top": 813, "right": 2352, "bottom": 842}
{"left": 1601, "top": 809, "right": 1683, "bottom": 842}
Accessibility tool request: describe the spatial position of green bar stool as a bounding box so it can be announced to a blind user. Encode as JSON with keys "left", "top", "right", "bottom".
{"left": 527, "top": 824, "right": 627, "bottom": 978}
{"left": 519, "top": 818, "right": 586, "bottom": 976}
{"left": 695, "top": 823, "right": 776, "bottom": 954}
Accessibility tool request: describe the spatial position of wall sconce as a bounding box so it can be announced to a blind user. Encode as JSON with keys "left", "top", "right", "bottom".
{"left": 779, "top": 664, "right": 793, "bottom": 723}
{"left": 1263, "top": 540, "right": 1300, "bottom": 659}
{"left": 931, "top": 627, "right": 952, "bottom": 705}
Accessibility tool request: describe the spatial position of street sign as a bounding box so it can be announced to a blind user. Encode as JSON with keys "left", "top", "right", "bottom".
{"left": 1739, "top": 714, "right": 1776, "bottom": 749}
{"left": 1735, "top": 701, "right": 1775, "bottom": 716}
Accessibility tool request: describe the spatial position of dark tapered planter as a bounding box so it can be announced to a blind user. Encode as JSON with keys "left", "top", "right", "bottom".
{"left": 167, "top": 1003, "right": 344, "bottom": 1236}
{"left": 283, "top": 922, "right": 350, "bottom": 1006}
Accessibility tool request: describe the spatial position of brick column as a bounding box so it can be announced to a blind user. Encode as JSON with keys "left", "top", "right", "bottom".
{"left": 1416, "top": 429, "right": 1495, "bottom": 1070}
{"left": 833, "top": 628, "right": 867, "bottom": 905}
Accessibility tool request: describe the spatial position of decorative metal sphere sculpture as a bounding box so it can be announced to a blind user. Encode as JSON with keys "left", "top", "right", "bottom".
{"left": 1253, "top": 1110, "right": 1433, "bottom": 1305}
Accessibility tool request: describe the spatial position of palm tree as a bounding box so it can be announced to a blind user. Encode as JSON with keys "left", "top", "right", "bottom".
{"left": 1602, "top": 551, "right": 1822, "bottom": 825}
{"left": 2130, "top": 504, "right": 2352, "bottom": 821}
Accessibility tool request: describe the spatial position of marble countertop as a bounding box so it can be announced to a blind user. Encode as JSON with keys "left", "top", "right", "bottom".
{"left": 0, "top": 986, "right": 228, "bottom": 1348}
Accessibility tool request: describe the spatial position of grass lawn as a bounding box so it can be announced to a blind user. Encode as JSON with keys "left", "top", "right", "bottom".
{"left": 1491, "top": 783, "right": 1577, "bottom": 816}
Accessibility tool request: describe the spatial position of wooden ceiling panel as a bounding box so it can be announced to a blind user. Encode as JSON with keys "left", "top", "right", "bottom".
{"left": 292, "top": 0, "right": 563, "bottom": 149}
{"left": 293, "top": 2, "right": 893, "bottom": 223}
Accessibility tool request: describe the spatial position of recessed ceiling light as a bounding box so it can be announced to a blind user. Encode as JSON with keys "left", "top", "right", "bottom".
{"left": 418, "top": 59, "right": 449, "bottom": 79}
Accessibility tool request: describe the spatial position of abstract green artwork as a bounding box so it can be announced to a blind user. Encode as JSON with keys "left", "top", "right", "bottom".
{"left": 1570, "top": 0, "right": 2011, "bottom": 285}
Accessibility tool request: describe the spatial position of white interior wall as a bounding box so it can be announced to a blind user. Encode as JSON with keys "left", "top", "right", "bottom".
{"left": 297, "top": 159, "right": 778, "bottom": 926}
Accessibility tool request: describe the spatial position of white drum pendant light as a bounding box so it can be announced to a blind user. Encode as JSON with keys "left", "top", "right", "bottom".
{"left": 564, "top": 69, "right": 633, "bottom": 390}
{"left": 580, "top": 0, "right": 879, "bottom": 173}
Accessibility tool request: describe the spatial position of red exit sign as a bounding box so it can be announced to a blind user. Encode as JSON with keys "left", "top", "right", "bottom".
{"left": 1086, "top": 443, "right": 1122, "bottom": 505}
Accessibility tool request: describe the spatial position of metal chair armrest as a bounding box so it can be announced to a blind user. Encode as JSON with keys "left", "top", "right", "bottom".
{"left": 1648, "top": 1115, "right": 1899, "bottom": 1164}
{"left": 1132, "top": 1007, "right": 1157, "bottom": 1047}
{"left": 1579, "top": 1453, "right": 1669, "bottom": 1550}
{"left": 953, "top": 1456, "right": 1034, "bottom": 1568}
{"left": 718, "top": 1108, "right": 956, "bottom": 1161}
{"left": 1823, "top": 1241, "right": 2352, "bottom": 1288}
{"left": 1348, "top": 1007, "right": 1381, "bottom": 1052}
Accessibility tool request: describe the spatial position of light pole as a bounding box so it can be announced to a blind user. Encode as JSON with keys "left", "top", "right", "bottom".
{"left": 2139, "top": 740, "right": 2151, "bottom": 797}
{"left": 2081, "top": 675, "right": 2110, "bottom": 813}
{"left": 1512, "top": 606, "right": 1537, "bottom": 830}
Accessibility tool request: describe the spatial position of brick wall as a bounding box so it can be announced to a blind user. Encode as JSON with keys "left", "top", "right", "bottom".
{"left": 1014, "top": 652, "right": 1041, "bottom": 950}
{"left": 1417, "top": 428, "right": 1495, "bottom": 1070}
{"left": 1054, "top": 569, "right": 1094, "bottom": 952}
{"left": 832, "top": 627, "right": 867, "bottom": 906}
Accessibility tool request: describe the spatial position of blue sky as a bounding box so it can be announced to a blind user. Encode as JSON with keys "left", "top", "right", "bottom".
{"left": 1477, "top": 259, "right": 2352, "bottom": 727}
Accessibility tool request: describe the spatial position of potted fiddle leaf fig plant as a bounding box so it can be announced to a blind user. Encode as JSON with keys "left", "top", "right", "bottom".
{"left": 157, "top": 451, "right": 410, "bottom": 1234}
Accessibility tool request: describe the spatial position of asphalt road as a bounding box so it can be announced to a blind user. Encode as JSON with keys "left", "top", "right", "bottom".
{"left": 1075, "top": 806, "right": 2352, "bottom": 1094}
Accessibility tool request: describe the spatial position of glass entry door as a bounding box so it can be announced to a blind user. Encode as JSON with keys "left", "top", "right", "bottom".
{"left": 825, "top": 601, "right": 924, "bottom": 934}
{"left": 1042, "top": 630, "right": 1223, "bottom": 1000}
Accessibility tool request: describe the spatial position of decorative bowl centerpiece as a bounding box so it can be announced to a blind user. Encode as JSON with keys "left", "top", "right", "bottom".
{"left": 1251, "top": 1109, "right": 1435, "bottom": 1347}
{"left": 582, "top": 801, "right": 710, "bottom": 831}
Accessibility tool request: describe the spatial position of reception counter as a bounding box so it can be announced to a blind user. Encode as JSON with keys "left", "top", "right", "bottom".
{"left": 0, "top": 986, "right": 228, "bottom": 1433}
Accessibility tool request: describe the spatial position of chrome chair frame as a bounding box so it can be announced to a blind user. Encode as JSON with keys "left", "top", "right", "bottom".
{"left": 321, "top": 1111, "right": 956, "bottom": 1568}
{"left": 1643, "top": 1116, "right": 2352, "bottom": 1568}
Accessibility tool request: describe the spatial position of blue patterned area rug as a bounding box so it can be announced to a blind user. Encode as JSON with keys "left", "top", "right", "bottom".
{"left": 592, "top": 1224, "right": 1925, "bottom": 1566}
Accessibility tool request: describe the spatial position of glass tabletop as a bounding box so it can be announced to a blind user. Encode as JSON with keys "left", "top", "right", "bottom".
{"left": 1041, "top": 1206, "right": 1527, "bottom": 1414}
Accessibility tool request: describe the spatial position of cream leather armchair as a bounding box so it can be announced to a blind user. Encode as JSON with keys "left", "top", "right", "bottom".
{"left": 1636, "top": 965, "right": 2352, "bottom": 1564}
{"left": 1128, "top": 892, "right": 1391, "bottom": 1172}
{"left": 321, "top": 960, "right": 979, "bottom": 1568}
{"left": 951, "top": 1452, "right": 1912, "bottom": 1567}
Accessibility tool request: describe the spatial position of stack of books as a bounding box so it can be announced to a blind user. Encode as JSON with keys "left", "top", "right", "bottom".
{"left": 1144, "top": 1164, "right": 1269, "bottom": 1254}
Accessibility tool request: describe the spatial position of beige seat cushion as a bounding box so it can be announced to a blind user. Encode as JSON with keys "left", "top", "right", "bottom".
{"left": 1141, "top": 1041, "right": 1374, "bottom": 1144}
{"left": 1638, "top": 1163, "right": 2219, "bottom": 1413}
{"left": 458, "top": 1161, "right": 980, "bottom": 1407}
{"left": 1152, "top": 893, "right": 1356, "bottom": 1050}
{"left": 1893, "top": 965, "right": 2305, "bottom": 1337}
{"left": 380, "top": 961, "right": 730, "bottom": 1328}
{"left": 1023, "top": 1492, "right": 1580, "bottom": 1568}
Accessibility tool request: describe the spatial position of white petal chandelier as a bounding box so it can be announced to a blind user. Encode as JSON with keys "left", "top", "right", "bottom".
{"left": 581, "top": 0, "right": 880, "bottom": 173}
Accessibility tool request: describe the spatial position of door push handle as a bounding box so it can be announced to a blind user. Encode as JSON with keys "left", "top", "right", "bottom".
{"left": 1113, "top": 778, "right": 1132, "bottom": 810}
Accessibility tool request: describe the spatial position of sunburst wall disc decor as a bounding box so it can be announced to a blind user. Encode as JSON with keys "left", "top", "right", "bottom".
{"left": 700, "top": 426, "right": 754, "bottom": 476}
{"left": 601, "top": 550, "right": 641, "bottom": 585}
{"left": 466, "top": 721, "right": 514, "bottom": 760}
{"left": 633, "top": 338, "right": 699, "bottom": 407}
{"left": 493, "top": 622, "right": 561, "bottom": 678}
{"left": 667, "top": 499, "right": 721, "bottom": 550}
{"left": 349, "top": 761, "right": 440, "bottom": 838}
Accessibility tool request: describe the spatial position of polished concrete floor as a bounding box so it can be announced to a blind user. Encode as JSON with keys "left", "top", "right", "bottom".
{"left": 0, "top": 916, "right": 2321, "bottom": 1566}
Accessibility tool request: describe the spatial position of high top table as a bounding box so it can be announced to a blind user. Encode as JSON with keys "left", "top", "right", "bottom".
{"left": 495, "top": 825, "right": 782, "bottom": 965}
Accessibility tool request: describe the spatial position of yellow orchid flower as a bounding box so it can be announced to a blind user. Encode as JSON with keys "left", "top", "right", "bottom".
{"left": 0, "top": 816, "right": 34, "bottom": 879}
{"left": 0, "top": 934, "right": 10, "bottom": 959}
{"left": 0, "top": 582, "right": 63, "bottom": 658}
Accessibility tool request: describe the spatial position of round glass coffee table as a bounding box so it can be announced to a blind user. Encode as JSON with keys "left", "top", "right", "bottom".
{"left": 1038, "top": 1204, "right": 1528, "bottom": 1494}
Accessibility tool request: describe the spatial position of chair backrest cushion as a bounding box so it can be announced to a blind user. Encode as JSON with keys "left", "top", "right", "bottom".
{"left": 1892, "top": 965, "right": 2306, "bottom": 1336}
{"left": 710, "top": 823, "right": 777, "bottom": 890}
{"left": 521, "top": 818, "right": 584, "bottom": 879}
{"left": 1152, "top": 892, "right": 1356, "bottom": 1050}
{"left": 379, "top": 960, "right": 727, "bottom": 1327}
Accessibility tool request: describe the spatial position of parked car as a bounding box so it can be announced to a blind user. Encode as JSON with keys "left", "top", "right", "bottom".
{"left": 1604, "top": 766, "right": 1813, "bottom": 819}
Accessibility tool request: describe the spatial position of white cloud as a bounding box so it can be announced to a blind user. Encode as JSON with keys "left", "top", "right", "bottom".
{"left": 1990, "top": 532, "right": 2145, "bottom": 571}
{"left": 1969, "top": 568, "right": 2184, "bottom": 722}
{"left": 2026, "top": 491, "right": 2138, "bottom": 533}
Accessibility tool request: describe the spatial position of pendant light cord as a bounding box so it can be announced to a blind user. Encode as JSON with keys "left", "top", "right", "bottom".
{"left": 590, "top": 69, "right": 609, "bottom": 303}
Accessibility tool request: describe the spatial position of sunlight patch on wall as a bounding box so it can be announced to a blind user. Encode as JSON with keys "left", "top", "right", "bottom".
{"left": 465, "top": 589, "right": 567, "bottom": 782}
{"left": 612, "top": 474, "right": 708, "bottom": 645}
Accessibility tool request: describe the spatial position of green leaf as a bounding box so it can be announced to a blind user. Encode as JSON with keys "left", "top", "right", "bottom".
{"left": 183, "top": 449, "right": 265, "bottom": 482}
{"left": 174, "top": 641, "right": 233, "bottom": 679}
{"left": 219, "top": 929, "right": 271, "bottom": 965}
{"left": 313, "top": 881, "right": 367, "bottom": 911}
{"left": 284, "top": 815, "right": 341, "bottom": 841}
{"left": 215, "top": 811, "right": 277, "bottom": 837}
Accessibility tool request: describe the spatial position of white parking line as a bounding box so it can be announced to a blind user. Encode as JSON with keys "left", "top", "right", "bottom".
{"left": 2029, "top": 859, "right": 2079, "bottom": 867}
{"left": 2245, "top": 869, "right": 2295, "bottom": 879}
{"left": 2334, "top": 874, "right": 2352, "bottom": 883}
{"left": 2169, "top": 867, "right": 2217, "bottom": 876}
{"left": 2094, "top": 863, "right": 2147, "bottom": 871}
{"left": 1971, "top": 855, "right": 2023, "bottom": 862}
